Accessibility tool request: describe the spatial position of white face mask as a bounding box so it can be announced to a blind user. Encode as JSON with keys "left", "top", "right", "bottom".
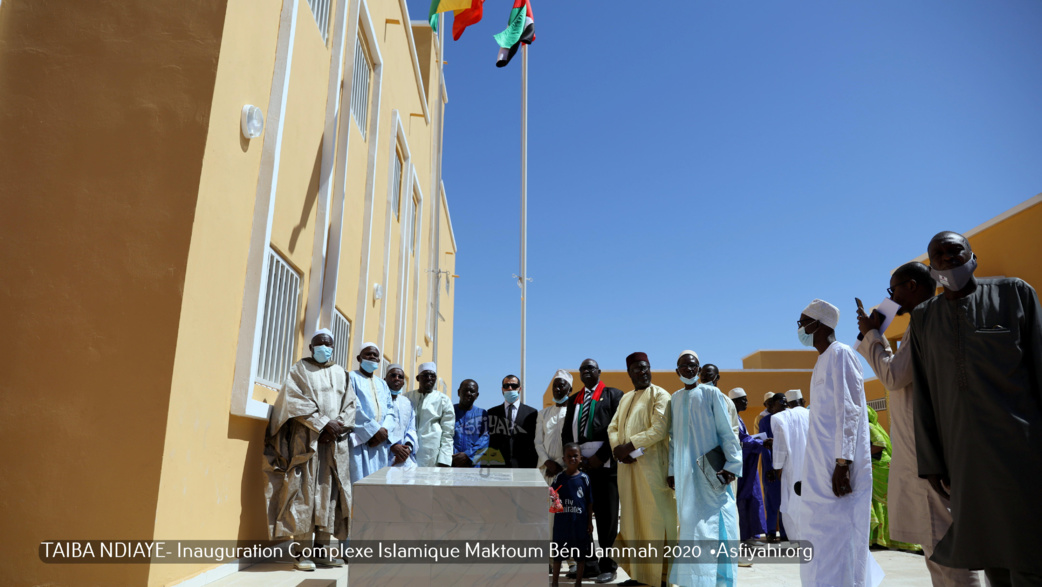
{"left": 679, "top": 375, "right": 699, "bottom": 386}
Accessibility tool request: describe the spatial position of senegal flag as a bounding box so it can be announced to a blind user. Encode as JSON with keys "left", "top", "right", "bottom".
{"left": 452, "top": 0, "right": 484, "bottom": 41}
{"left": 493, "top": 0, "right": 534, "bottom": 68}
{"left": 428, "top": 0, "right": 471, "bottom": 31}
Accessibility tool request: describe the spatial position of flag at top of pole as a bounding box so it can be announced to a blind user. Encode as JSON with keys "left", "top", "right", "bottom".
{"left": 428, "top": 0, "right": 471, "bottom": 31}
{"left": 494, "top": 0, "right": 535, "bottom": 67}
{"left": 452, "top": 0, "right": 484, "bottom": 40}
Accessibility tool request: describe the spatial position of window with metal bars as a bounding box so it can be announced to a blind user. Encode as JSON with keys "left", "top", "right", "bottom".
{"left": 331, "top": 310, "right": 352, "bottom": 371}
{"left": 256, "top": 249, "right": 302, "bottom": 389}
{"left": 306, "top": 0, "right": 331, "bottom": 42}
{"left": 350, "top": 34, "right": 372, "bottom": 139}
{"left": 867, "top": 398, "right": 888, "bottom": 412}
{"left": 391, "top": 150, "right": 402, "bottom": 220}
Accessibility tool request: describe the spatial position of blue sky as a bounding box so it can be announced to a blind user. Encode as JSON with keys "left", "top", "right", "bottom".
{"left": 406, "top": 0, "right": 1042, "bottom": 410}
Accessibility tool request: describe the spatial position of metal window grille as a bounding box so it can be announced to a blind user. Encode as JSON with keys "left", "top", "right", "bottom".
{"left": 256, "top": 249, "right": 302, "bottom": 388}
{"left": 391, "top": 152, "right": 402, "bottom": 219}
{"left": 867, "top": 398, "right": 888, "bottom": 412}
{"left": 350, "top": 35, "right": 372, "bottom": 139}
{"left": 306, "top": 0, "right": 331, "bottom": 42}
{"left": 331, "top": 310, "right": 352, "bottom": 371}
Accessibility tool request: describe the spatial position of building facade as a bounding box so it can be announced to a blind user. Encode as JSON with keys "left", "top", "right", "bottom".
{"left": 0, "top": 0, "right": 456, "bottom": 585}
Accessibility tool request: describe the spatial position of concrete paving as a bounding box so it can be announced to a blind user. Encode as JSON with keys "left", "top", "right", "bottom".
{"left": 207, "top": 548, "right": 986, "bottom": 585}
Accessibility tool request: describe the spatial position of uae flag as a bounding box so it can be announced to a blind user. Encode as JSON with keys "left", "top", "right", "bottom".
{"left": 452, "top": 0, "right": 484, "bottom": 41}
{"left": 493, "top": 0, "right": 534, "bottom": 68}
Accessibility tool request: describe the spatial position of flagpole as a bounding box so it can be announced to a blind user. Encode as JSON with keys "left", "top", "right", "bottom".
{"left": 519, "top": 43, "right": 528, "bottom": 404}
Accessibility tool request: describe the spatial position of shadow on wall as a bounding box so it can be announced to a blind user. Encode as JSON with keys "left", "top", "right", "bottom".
{"left": 289, "top": 138, "right": 323, "bottom": 254}
{"left": 229, "top": 415, "right": 271, "bottom": 542}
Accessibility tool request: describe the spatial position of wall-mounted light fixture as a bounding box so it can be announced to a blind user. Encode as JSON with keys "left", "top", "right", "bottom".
{"left": 241, "top": 105, "right": 264, "bottom": 139}
{"left": 373, "top": 283, "right": 383, "bottom": 300}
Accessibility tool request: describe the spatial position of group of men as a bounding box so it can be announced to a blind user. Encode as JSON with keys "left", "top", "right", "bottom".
{"left": 260, "top": 230, "right": 1042, "bottom": 587}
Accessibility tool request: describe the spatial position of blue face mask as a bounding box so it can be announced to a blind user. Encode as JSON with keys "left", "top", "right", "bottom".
{"left": 390, "top": 388, "right": 402, "bottom": 397}
{"left": 361, "top": 359, "right": 380, "bottom": 374}
{"left": 312, "top": 345, "right": 333, "bottom": 363}
{"left": 553, "top": 394, "right": 569, "bottom": 405}
{"left": 504, "top": 390, "right": 520, "bottom": 403}
{"left": 679, "top": 375, "right": 699, "bottom": 386}
{"left": 798, "top": 324, "right": 816, "bottom": 347}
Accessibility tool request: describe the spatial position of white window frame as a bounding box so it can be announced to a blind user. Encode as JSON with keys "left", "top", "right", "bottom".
{"left": 331, "top": 309, "right": 352, "bottom": 371}
{"left": 391, "top": 148, "right": 403, "bottom": 221}
{"left": 256, "top": 249, "right": 303, "bottom": 389}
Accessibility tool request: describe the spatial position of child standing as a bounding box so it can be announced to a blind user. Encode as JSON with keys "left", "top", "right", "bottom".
{"left": 552, "top": 443, "right": 593, "bottom": 587}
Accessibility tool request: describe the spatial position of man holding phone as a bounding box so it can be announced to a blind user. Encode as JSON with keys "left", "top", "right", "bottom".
{"left": 855, "top": 262, "right": 979, "bottom": 585}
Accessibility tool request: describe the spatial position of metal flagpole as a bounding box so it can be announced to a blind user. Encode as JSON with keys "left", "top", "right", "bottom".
{"left": 519, "top": 43, "right": 528, "bottom": 404}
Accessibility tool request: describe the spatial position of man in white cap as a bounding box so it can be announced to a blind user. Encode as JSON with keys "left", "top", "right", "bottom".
{"left": 264, "top": 328, "right": 357, "bottom": 570}
{"left": 796, "top": 299, "right": 882, "bottom": 587}
{"left": 666, "top": 350, "right": 742, "bottom": 587}
{"left": 753, "top": 391, "right": 773, "bottom": 435}
{"left": 771, "top": 389, "right": 810, "bottom": 541}
{"left": 727, "top": 387, "right": 768, "bottom": 545}
{"left": 404, "top": 362, "right": 454, "bottom": 467}
{"left": 348, "top": 342, "right": 397, "bottom": 483}
{"left": 536, "top": 369, "right": 572, "bottom": 484}
{"left": 384, "top": 364, "right": 416, "bottom": 466}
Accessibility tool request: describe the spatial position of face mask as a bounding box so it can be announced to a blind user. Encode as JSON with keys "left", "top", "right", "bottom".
{"left": 390, "top": 388, "right": 401, "bottom": 397}
{"left": 361, "top": 359, "right": 380, "bottom": 374}
{"left": 312, "top": 345, "right": 333, "bottom": 364}
{"left": 504, "top": 390, "right": 520, "bottom": 403}
{"left": 798, "top": 326, "right": 815, "bottom": 347}
{"left": 679, "top": 375, "right": 699, "bottom": 386}
{"left": 553, "top": 395, "right": 569, "bottom": 405}
{"left": 931, "top": 254, "right": 977, "bottom": 291}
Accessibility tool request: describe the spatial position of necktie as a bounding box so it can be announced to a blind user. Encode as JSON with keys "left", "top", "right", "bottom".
{"left": 508, "top": 403, "right": 515, "bottom": 434}
{"left": 580, "top": 390, "right": 593, "bottom": 441}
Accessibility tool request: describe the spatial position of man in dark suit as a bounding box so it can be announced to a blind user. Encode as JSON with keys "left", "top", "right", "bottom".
{"left": 486, "top": 374, "right": 538, "bottom": 468}
{"left": 562, "top": 358, "right": 624, "bottom": 584}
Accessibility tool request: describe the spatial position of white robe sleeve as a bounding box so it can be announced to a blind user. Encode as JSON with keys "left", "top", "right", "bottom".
{"left": 535, "top": 409, "right": 550, "bottom": 466}
{"left": 773, "top": 414, "right": 789, "bottom": 471}
{"left": 712, "top": 391, "right": 743, "bottom": 476}
{"left": 666, "top": 396, "right": 676, "bottom": 477}
{"left": 437, "top": 396, "right": 454, "bottom": 466}
{"left": 832, "top": 347, "right": 865, "bottom": 462}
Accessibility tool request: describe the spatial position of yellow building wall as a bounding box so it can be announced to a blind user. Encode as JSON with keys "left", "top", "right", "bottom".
{"left": 0, "top": 1, "right": 227, "bottom": 585}
{"left": 144, "top": 0, "right": 299, "bottom": 585}
{"left": 147, "top": 2, "right": 453, "bottom": 585}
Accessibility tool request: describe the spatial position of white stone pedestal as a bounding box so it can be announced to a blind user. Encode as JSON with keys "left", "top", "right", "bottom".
{"left": 349, "top": 467, "right": 550, "bottom": 586}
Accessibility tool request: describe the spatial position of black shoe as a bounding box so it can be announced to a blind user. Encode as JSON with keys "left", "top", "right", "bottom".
{"left": 595, "top": 571, "right": 617, "bottom": 583}
{"left": 618, "top": 581, "right": 645, "bottom": 586}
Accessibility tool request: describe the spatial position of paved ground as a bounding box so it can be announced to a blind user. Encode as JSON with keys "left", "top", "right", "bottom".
{"left": 208, "top": 547, "right": 986, "bottom": 586}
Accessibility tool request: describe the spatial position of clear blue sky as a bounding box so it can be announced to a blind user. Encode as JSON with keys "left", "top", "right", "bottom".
{"left": 406, "top": 0, "right": 1042, "bottom": 411}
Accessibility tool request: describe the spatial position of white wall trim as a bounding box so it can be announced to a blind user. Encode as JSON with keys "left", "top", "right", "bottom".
{"left": 378, "top": 111, "right": 411, "bottom": 365}
{"left": 230, "top": 0, "right": 299, "bottom": 420}
{"left": 303, "top": 0, "right": 351, "bottom": 336}
{"left": 348, "top": 0, "right": 384, "bottom": 357}
{"left": 396, "top": 0, "right": 429, "bottom": 124}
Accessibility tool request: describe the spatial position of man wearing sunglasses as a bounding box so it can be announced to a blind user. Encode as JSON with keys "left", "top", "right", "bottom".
{"left": 487, "top": 374, "right": 539, "bottom": 468}
{"left": 855, "top": 262, "right": 974, "bottom": 585}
